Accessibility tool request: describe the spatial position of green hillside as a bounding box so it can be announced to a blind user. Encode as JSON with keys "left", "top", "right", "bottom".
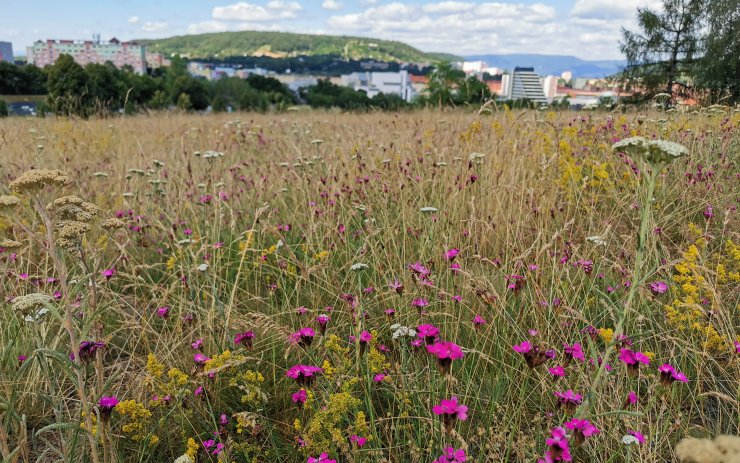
{"left": 138, "top": 31, "right": 458, "bottom": 63}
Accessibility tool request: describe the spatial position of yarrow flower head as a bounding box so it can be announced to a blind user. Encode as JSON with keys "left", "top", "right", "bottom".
{"left": 612, "top": 136, "right": 689, "bottom": 169}
{"left": 432, "top": 396, "right": 468, "bottom": 432}
{"left": 426, "top": 341, "right": 464, "bottom": 374}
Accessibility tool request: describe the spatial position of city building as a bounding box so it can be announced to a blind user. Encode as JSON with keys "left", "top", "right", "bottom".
{"left": 462, "top": 60, "right": 488, "bottom": 74}
{"left": 500, "top": 67, "right": 548, "bottom": 103}
{"left": 561, "top": 71, "right": 573, "bottom": 83}
{"left": 145, "top": 52, "right": 171, "bottom": 69}
{"left": 341, "top": 70, "right": 416, "bottom": 102}
{"left": 0, "top": 42, "right": 13, "bottom": 62}
{"left": 542, "top": 75, "right": 558, "bottom": 102}
{"left": 27, "top": 38, "right": 146, "bottom": 74}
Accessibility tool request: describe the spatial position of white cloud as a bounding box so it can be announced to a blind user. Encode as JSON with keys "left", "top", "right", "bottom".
{"left": 187, "top": 20, "right": 283, "bottom": 34}
{"left": 128, "top": 16, "right": 140, "bottom": 24}
{"left": 141, "top": 21, "right": 168, "bottom": 32}
{"left": 187, "top": 20, "right": 231, "bottom": 34}
{"left": 213, "top": 2, "right": 300, "bottom": 21}
{"left": 421, "top": 2, "right": 475, "bottom": 14}
{"left": 572, "top": 0, "right": 662, "bottom": 20}
{"left": 322, "top": 0, "right": 342, "bottom": 10}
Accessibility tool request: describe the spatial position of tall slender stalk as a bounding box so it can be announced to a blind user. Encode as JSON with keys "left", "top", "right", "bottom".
{"left": 576, "top": 169, "right": 658, "bottom": 418}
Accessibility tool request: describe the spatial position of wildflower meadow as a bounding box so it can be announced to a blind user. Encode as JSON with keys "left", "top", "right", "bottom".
{"left": 0, "top": 109, "right": 738, "bottom": 463}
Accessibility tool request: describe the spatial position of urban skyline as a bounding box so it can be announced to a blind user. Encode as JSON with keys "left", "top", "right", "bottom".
{"left": 0, "top": 0, "right": 661, "bottom": 61}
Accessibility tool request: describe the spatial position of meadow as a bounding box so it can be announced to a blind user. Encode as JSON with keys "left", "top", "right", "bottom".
{"left": 0, "top": 109, "right": 738, "bottom": 463}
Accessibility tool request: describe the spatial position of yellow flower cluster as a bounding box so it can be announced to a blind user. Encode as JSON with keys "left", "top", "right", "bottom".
{"left": 664, "top": 231, "right": 735, "bottom": 353}
{"left": 313, "top": 250, "right": 330, "bottom": 261}
{"left": 598, "top": 328, "right": 613, "bottom": 344}
{"left": 115, "top": 400, "right": 157, "bottom": 443}
{"left": 368, "top": 347, "right": 390, "bottom": 374}
{"left": 304, "top": 392, "right": 361, "bottom": 452}
{"left": 230, "top": 370, "right": 267, "bottom": 405}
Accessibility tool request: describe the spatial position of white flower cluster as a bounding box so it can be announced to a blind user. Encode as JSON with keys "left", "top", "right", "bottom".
{"left": 391, "top": 324, "right": 416, "bottom": 340}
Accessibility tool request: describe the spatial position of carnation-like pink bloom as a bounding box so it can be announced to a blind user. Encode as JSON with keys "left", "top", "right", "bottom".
{"left": 234, "top": 331, "right": 255, "bottom": 349}
{"left": 564, "top": 418, "right": 599, "bottom": 445}
{"left": 472, "top": 315, "right": 487, "bottom": 327}
{"left": 444, "top": 248, "right": 460, "bottom": 261}
{"left": 505, "top": 274, "right": 526, "bottom": 293}
{"left": 101, "top": 268, "right": 115, "bottom": 280}
{"left": 554, "top": 390, "right": 582, "bottom": 413}
{"left": 292, "top": 389, "right": 307, "bottom": 405}
{"left": 548, "top": 365, "right": 566, "bottom": 377}
{"left": 563, "top": 343, "right": 585, "bottom": 363}
{"left": 388, "top": 278, "right": 404, "bottom": 295}
{"left": 307, "top": 453, "right": 336, "bottom": 463}
{"left": 427, "top": 341, "right": 464, "bottom": 374}
{"left": 539, "top": 426, "right": 572, "bottom": 462}
{"left": 433, "top": 447, "right": 467, "bottom": 463}
{"left": 350, "top": 435, "right": 367, "bottom": 447}
{"left": 649, "top": 281, "right": 668, "bottom": 295}
{"left": 704, "top": 205, "right": 714, "bottom": 219}
{"left": 194, "top": 353, "right": 210, "bottom": 365}
{"left": 411, "top": 298, "right": 429, "bottom": 310}
{"left": 627, "top": 429, "right": 645, "bottom": 444}
{"left": 98, "top": 395, "right": 119, "bottom": 420}
{"left": 658, "top": 363, "right": 688, "bottom": 385}
{"left": 286, "top": 364, "right": 323, "bottom": 387}
{"left": 618, "top": 348, "right": 650, "bottom": 375}
{"left": 408, "top": 262, "right": 432, "bottom": 277}
{"left": 417, "top": 324, "right": 440, "bottom": 344}
{"left": 513, "top": 341, "right": 549, "bottom": 368}
{"left": 433, "top": 396, "right": 468, "bottom": 432}
{"left": 625, "top": 390, "right": 638, "bottom": 406}
{"left": 156, "top": 306, "right": 170, "bottom": 318}
{"left": 359, "top": 330, "right": 372, "bottom": 343}
{"left": 291, "top": 327, "right": 316, "bottom": 346}
{"left": 373, "top": 373, "right": 386, "bottom": 382}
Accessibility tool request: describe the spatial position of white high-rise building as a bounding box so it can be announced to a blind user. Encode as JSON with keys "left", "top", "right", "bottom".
{"left": 542, "top": 75, "right": 559, "bottom": 102}
{"left": 341, "top": 70, "right": 416, "bottom": 102}
{"left": 0, "top": 42, "right": 13, "bottom": 63}
{"left": 501, "top": 67, "right": 548, "bottom": 103}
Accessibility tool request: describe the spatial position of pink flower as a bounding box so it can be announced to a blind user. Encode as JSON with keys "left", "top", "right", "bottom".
{"left": 101, "top": 268, "right": 115, "bottom": 280}
{"left": 234, "top": 331, "right": 255, "bottom": 349}
{"left": 156, "top": 306, "right": 170, "bottom": 318}
{"left": 191, "top": 338, "right": 203, "bottom": 350}
{"left": 388, "top": 279, "right": 404, "bottom": 295}
{"left": 649, "top": 281, "right": 668, "bottom": 295}
{"left": 548, "top": 365, "right": 566, "bottom": 377}
{"left": 296, "top": 306, "right": 308, "bottom": 315}
{"left": 505, "top": 274, "right": 526, "bottom": 293}
{"left": 513, "top": 341, "right": 549, "bottom": 368}
{"left": 98, "top": 396, "right": 119, "bottom": 420}
{"left": 618, "top": 348, "right": 650, "bottom": 375}
{"left": 433, "top": 396, "right": 468, "bottom": 432}
{"left": 194, "top": 353, "right": 210, "bottom": 365}
{"left": 286, "top": 364, "right": 323, "bottom": 387}
{"left": 373, "top": 373, "right": 386, "bottom": 382}
{"left": 625, "top": 390, "right": 638, "bottom": 406}
{"left": 450, "top": 262, "right": 462, "bottom": 274}
{"left": 411, "top": 298, "right": 429, "bottom": 310}
{"left": 359, "top": 330, "right": 372, "bottom": 343}
{"left": 307, "top": 453, "right": 336, "bottom": 463}
{"left": 564, "top": 418, "right": 599, "bottom": 445}
{"left": 427, "top": 341, "right": 464, "bottom": 374}
{"left": 292, "top": 389, "right": 307, "bottom": 405}
{"left": 350, "top": 435, "right": 367, "bottom": 447}
{"left": 472, "top": 315, "right": 487, "bottom": 327}
{"left": 384, "top": 308, "right": 396, "bottom": 318}
{"left": 417, "top": 324, "right": 440, "bottom": 344}
{"left": 627, "top": 430, "right": 645, "bottom": 444}
{"left": 443, "top": 248, "right": 460, "bottom": 261}
{"left": 658, "top": 363, "right": 688, "bottom": 385}
{"left": 513, "top": 341, "right": 532, "bottom": 353}
{"left": 554, "top": 390, "right": 582, "bottom": 413}
{"left": 408, "top": 262, "right": 432, "bottom": 277}
{"left": 735, "top": 340, "right": 740, "bottom": 354}
{"left": 291, "top": 327, "right": 316, "bottom": 347}
{"left": 184, "top": 228, "right": 193, "bottom": 236}
{"left": 563, "top": 343, "right": 585, "bottom": 363}
{"left": 433, "top": 447, "right": 467, "bottom": 463}
{"left": 540, "top": 426, "right": 572, "bottom": 462}
{"left": 704, "top": 205, "right": 714, "bottom": 219}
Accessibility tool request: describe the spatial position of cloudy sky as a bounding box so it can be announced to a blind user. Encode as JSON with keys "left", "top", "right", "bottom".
{"left": 1, "top": 0, "right": 661, "bottom": 60}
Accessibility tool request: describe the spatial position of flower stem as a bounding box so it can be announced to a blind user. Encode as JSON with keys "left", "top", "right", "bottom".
{"left": 576, "top": 170, "right": 658, "bottom": 418}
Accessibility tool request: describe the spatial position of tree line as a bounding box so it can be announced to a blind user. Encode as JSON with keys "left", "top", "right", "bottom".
{"left": 0, "top": 54, "right": 500, "bottom": 117}
{"left": 620, "top": 0, "right": 740, "bottom": 103}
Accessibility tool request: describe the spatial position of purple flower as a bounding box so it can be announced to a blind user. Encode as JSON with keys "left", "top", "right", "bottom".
{"left": 649, "top": 281, "right": 668, "bottom": 295}
{"left": 704, "top": 205, "right": 714, "bottom": 219}
{"left": 101, "top": 268, "right": 115, "bottom": 280}
{"left": 411, "top": 298, "right": 429, "bottom": 311}
{"left": 548, "top": 365, "right": 566, "bottom": 377}
{"left": 443, "top": 248, "right": 460, "bottom": 261}
{"left": 286, "top": 364, "right": 323, "bottom": 387}
{"left": 618, "top": 348, "right": 650, "bottom": 375}
{"left": 291, "top": 327, "right": 315, "bottom": 347}
{"left": 234, "top": 331, "right": 255, "bottom": 349}
{"left": 433, "top": 447, "right": 467, "bottom": 463}
{"left": 156, "top": 306, "right": 170, "bottom": 318}
{"left": 563, "top": 343, "right": 585, "bottom": 364}
{"left": 627, "top": 430, "right": 645, "bottom": 444}
{"left": 539, "top": 426, "right": 572, "bottom": 462}
{"left": 194, "top": 353, "right": 210, "bottom": 365}
{"left": 98, "top": 396, "right": 119, "bottom": 420}
{"left": 472, "top": 315, "right": 487, "bottom": 327}
{"left": 417, "top": 324, "right": 440, "bottom": 344}
{"left": 78, "top": 341, "right": 105, "bottom": 362}
{"left": 554, "top": 390, "right": 582, "bottom": 413}
{"left": 307, "top": 453, "right": 336, "bottom": 463}
{"left": 658, "top": 363, "right": 688, "bottom": 385}
{"left": 388, "top": 278, "right": 404, "bottom": 295}
{"left": 359, "top": 330, "right": 372, "bottom": 343}
{"left": 427, "top": 341, "right": 464, "bottom": 374}
{"left": 513, "top": 341, "right": 549, "bottom": 368}
{"left": 191, "top": 338, "right": 203, "bottom": 350}
{"left": 292, "top": 389, "right": 307, "bottom": 406}
{"left": 625, "top": 390, "right": 638, "bottom": 406}
{"left": 350, "top": 435, "right": 367, "bottom": 447}
{"left": 564, "top": 418, "right": 599, "bottom": 445}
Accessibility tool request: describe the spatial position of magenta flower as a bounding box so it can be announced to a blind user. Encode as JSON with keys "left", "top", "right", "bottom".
{"left": 286, "top": 364, "right": 323, "bottom": 387}
{"left": 443, "top": 248, "right": 460, "bottom": 261}
{"left": 433, "top": 396, "right": 468, "bottom": 432}
{"left": 307, "top": 453, "right": 336, "bottom": 463}
{"left": 411, "top": 298, "right": 429, "bottom": 311}
{"left": 388, "top": 278, "right": 404, "bottom": 295}
{"left": 554, "top": 390, "right": 582, "bottom": 413}
{"left": 563, "top": 343, "right": 585, "bottom": 364}
{"left": 101, "top": 268, "right": 115, "bottom": 280}
{"left": 291, "top": 327, "right": 316, "bottom": 347}
{"left": 627, "top": 430, "right": 645, "bottom": 444}
{"left": 513, "top": 341, "right": 549, "bottom": 368}
{"left": 316, "top": 314, "right": 330, "bottom": 334}
{"left": 649, "top": 281, "right": 668, "bottom": 295}
{"left": 658, "top": 363, "right": 688, "bottom": 385}
{"left": 618, "top": 348, "right": 650, "bottom": 375}
{"left": 350, "top": 435, "right": 367, "bottom": 447}
{"left": 194, "top": 353, "right": 210, "bottom": 365}
{"left": 539, "top": 426, "right": 572, "bottom": 462}
{"left": 384, "top": 308, "right": 396, "bottom": 318}
{"left": 156, "top": 306, "right": 170, "bottom": 318}
{"left": 184, "top": 228, "right": 193, "bottom": 236}
{"left": 373, "top": 373, "right": 386, "bottom": 382}
{"left": 704, "top": 205, "right": 714, "bottom": 219}
{"left": 220, "top": 414, "right": 229, "bottom": 425}
{"left": 408, "top": 262, "right": 431, "bottom": 277}
{"left": 548, "top": 365, "right": 566, "bottom": 378}
{"left": 359, "top": 330, "right": 372, "bottom": 344}
{"left": 426, "top": 341, "right": 464, "bottom": 374}
{"left": 505, "top": 274, "right": 526, "bottom": 293}
{"left": 78, "top": 341, "right": 105, "bottom": 362}
{"left": 234, "top": 331, "right": 255, "bottom": 349}
{"left": 296, "top": 306, "right": 308, "bottom": 315}
{"left": 292, "top": 389, "right": 307, "bottom": 407}
{"left": 625, "top": 390, "right": 638, "bottom": 406}
{"left": 417, "top": 324, "right": 440, "bottom": 344}
{"left": 433, "top": 447, "right": 467, "bottom": 463}
{"left": 564, "top": 418, "right": 599, "bottom": 445}
{"left": 17, "top": 355, "right": 27, "bottom": 366}
{"left": 472, "top": 315, "right": 487, "bottom": 328}
{"left": 98, "top": 396, "right": 119, "bottom": 420}
{"left": 191, "top": 338, "right": 203, "bottom": 350}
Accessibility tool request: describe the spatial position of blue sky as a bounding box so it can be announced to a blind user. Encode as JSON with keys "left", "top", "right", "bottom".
{"left": 1, "top": 0, "right": 661, "bottom": 59}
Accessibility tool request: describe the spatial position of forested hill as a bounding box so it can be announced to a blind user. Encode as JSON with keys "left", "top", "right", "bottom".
{"left": 139, "top": 31, "right": 459, "bottom": 62}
